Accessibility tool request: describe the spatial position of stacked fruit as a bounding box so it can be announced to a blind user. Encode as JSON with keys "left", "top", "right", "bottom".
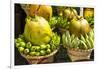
{"left": 62, "top": 29, "right": 94, "bottom": 50}
{"left": 15, "top": 32, "right": 60, "bottom": 56}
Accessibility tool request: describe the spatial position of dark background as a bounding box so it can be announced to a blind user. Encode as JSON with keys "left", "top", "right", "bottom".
{"left": 15, "top": 4, "right": 94, "bottom": 65}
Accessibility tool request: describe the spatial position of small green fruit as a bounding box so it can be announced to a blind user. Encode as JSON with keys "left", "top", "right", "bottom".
{"left": 40, "top": 45, "right": 47, "bottom": 50}
{"left": 30, "top": 52, "right": 36, "bottom": 56}
{"left": 20, "top": 42, "right": 26, "bottom": 47}
{"left": 40, "top": 50, "right": 46, "bottom": 56}
{"left": 18, "top": 47, "right": 24, "bottom": 53}
{"left": 46, "top": 49, "right": 51, "bottom": 54}
{"left": 24, "top": 49, "right": 29, "bottom": 54}
{"left": 16, "top": 43, "right": 20, "bottom": 48}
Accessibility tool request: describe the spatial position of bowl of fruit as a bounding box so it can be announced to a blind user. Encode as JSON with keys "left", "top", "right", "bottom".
{"left": 62, "top": 30, "right": 94, "bottom": 61}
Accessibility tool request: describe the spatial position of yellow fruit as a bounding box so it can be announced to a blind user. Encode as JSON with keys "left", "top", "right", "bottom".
{"left": 70, "top": 18, "right": 81, "bottom": 36}
{"left": 63, "top": 8, "right": 77, "bottom": 21}
{"left": 84, "top": 8, "right": 94, "bottom": 18}
{"left": 24, "top": 16, "right": 52, "bottom": 45}
{"left": 70, "top": 16, "right": 90, "bottom": 36}
{"left": 21, "top": 5, "right": 52, "bottom": 20}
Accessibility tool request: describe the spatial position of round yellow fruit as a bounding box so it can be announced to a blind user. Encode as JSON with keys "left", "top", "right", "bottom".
{"left": 70, "top": 16, "right": 91, "bottom": 36}
{"left": 84, "top": 8, "right": 94, "bottom": 18}
{"left": 21, "top": 5, "right": 52, "bottom": 20}
{"left": 63, "top": 8, "right": 77, "bottom": 21}
{"left": 24, "top": 16, "right": 52, "bottom": 45}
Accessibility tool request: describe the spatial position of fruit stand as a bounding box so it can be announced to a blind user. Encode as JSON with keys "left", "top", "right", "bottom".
{"left": 15, "top": 4, "right": 94, "bottom": 65}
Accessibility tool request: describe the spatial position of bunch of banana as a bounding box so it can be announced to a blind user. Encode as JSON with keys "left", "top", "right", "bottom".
{"left": 49, "top": 32, "right": 60, "bottom": 50}
{"left": 57, "top": 16, "right": 69, "bottom": 29}
{"left": 15, "top": 32, "right": 60, "bottom": 56}
{"left": 49, "top": 16, "right": 69, "bottom": 29}
{"left": 62, "top": 29, "right": 94, "bottom": 50}
{"left": 49, "top": 16, "right": 58, "bottom": 28}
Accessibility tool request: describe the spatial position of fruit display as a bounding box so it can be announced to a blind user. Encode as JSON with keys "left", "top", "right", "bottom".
{"left": 70, "top": 16, "right": 91, "bottom": 36}
{"left": 15, "top": 4, "right": 94, "bottom": 65}
{"left": 15, "top": 33, "right": 60, "bottom": 56}
{"left": 62, "top": 29, "right": 94, "bottom": 50}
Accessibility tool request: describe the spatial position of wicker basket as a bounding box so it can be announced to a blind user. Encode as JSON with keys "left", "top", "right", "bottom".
{"left": 20, "top": 49, "right": 58, "bottom": 64}
{"left": 67, "top": 48, "right": 93, "bottom": 61}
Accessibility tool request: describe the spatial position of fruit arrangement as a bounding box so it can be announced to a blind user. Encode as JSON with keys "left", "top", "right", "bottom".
{"left": 15, "top": 4, "right": 94, "bottom": 64}
{"left": 15, "top": 30, "right": 60, "bottom": 56}
{"left": 62, "top": 29, "right": 94, "bottom": 50}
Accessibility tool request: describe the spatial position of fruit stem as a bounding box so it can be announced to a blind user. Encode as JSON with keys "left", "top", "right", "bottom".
{"left": 70, "top": 7, "right": 79, "bottom": 20}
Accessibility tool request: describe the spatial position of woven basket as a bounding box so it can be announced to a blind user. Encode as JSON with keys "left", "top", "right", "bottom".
{"left": 67, "top": 47, "right": 93, "bottom": 62}
{"left": 20, "top": 49, "right": 58, "bottom": 64}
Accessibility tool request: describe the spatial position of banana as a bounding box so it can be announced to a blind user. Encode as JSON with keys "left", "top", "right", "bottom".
{"left": 71, "top": 34, "right": 75, "bottom": 42}
{"left": 62, "top": 34, "right": 67, "bottom": 45}
{"left": 88, "top": 37, "right": 94, "bottom": 49}
{"left": 86, "top": 38, "right": 91, "bottom": 49}
{"left": 80, "top": 35, "right": 86, "bottom": 43}
{"left": 80, "top": 40, "right": 88, "bottom": 49}
{"left": 85, "top": 34, "right": 89, "bottom": 39}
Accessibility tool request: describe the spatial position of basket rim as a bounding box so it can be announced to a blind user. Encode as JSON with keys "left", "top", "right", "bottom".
{"left": 65, "top": 46, "right": 93, "bottom": 52}
{"left": 20, "top": 48, "right": 59, "bottom": 59}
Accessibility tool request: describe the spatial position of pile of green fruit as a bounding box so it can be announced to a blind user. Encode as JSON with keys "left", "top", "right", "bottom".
{"left": 15, "top": 33, "right": 60, "bottom": 56}
{"left": 85, "top": 16, "right": 94, "bottom": 26}
{"left": 62, "top": 29, "right": 94, "bottom": 50}
{"left": 49, "top": 16, "right": 69, "bottom": 29}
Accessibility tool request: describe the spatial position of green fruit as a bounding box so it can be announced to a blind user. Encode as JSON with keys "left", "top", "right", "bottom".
{"left": 46, "top": 49, "right": 51, "bottom": 54}
{"left": 18, "top": 47, "right": 24, "bottom": 53}
{"left": 20, "top": 42, "right": 26, "bottom": 47}
{"left": 63, "top": 8, "right": 77, "bottom": 20}
{"left": 70, "top": 17, "right": 90, "bottom": 36}
{"left": 35, "top": 46, "right": 41, "bottom": 52}
{"left": 16, "top": 43, "right": 20, "bottom": 48}
{"left": 24, "top": 16, "right": 52, "bottom": 45}
{"left": 40, "top": 50, "right": 46, "bottom": 56}
{"left": 35, "top": 52, "right": 40, "bottom": 56}
{"left": 30, "top": 52, "right": 36, "bottom": 56}
{"left": 26, "top": 42, "right": 32, "bottom": 48}
{"left": 46, "top": 44, "right": 51, "bottom": 49}
{"left": 17, "top": 38, "right": 23, "bottom": 42}
{"left": 40, "top": 45, "right": 47, "bottom": 50}
{"left": 30, "top": 46, "right": 36, "bottom": 51}
{"left": 24, "top": 49, "right": 29, "bottom": 54}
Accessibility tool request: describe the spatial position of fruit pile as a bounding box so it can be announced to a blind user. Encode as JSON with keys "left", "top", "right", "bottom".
{"left": 62, "top": 29, "right": 94, "bottom": 50}
{"left": 15, "top": 32, "right": 60, "bottom": 56}
{"left": 15, "top": 4, "right": 94, "bottom": 62}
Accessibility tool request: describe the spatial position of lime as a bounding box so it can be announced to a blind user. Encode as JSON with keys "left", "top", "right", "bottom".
{"left": 40, "top": 44, "right": 47, "bottom": 50}
{"left": 18, "top": 47, "right": 24, "bottom": 53}
{"left": 30, "top": 46, "right": 36, "bottom": 52}
{"left": 20, "top": 42, "right": 26, "bottom": 47}
{"left": 17, "top": 38, "right": 23, "bottom": 42}
{"left": 46, "top": 44, "right": 51, "bottom": 49}
{"left": 35, "top": 52, "right": 40, "bottom": 56}
{"left": 46, "top": 48, "right": 51, "bottom": 54}
{"left": 35, "top": 46, "right": 41, "bottom": 52}
{"left": 16, "top": 43, "right": 20, "bottom": 48}
{"left": 24, "top": 49, "right": 29, "bottom": 54}
{"left": 40, "top": 50, "right": 46, "bottom": 56}
{"left": 26, "top": 42, "right": 32, "bottom": 48}
{"left": 30, "top": 52, "right": 36, "bottom": 56}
